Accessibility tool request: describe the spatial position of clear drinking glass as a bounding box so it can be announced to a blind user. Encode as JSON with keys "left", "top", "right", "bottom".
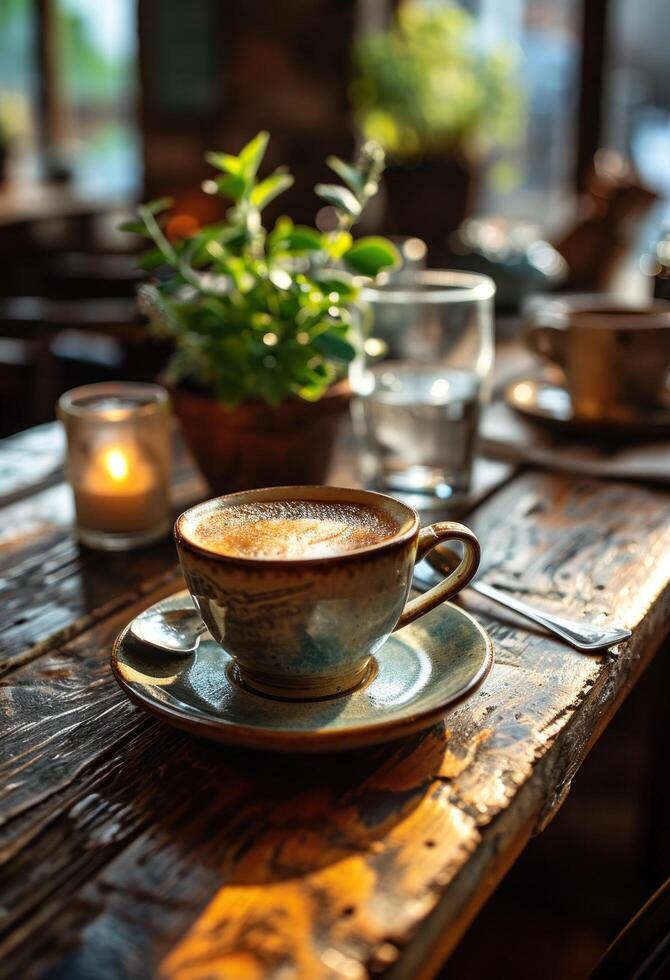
{"left": 58, "top": 382, "right": 172, "bottom": 551}
{"left": 351, "top": 271, "right": 495, "bottom": 508}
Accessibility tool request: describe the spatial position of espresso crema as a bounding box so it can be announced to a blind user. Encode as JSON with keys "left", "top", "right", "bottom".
{"left": 185, "top": 499, "right": 400, "bottom": 560}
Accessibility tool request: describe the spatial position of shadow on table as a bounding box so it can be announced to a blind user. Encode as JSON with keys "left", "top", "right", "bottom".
{"left": 133, "top": 720, "right": 448, "bottom": 886}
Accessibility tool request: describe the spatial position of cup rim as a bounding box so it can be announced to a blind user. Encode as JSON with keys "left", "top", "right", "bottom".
{"left": 58, "top": 381, "right": 170, "bottom": 420}
{"left": 529, "top": 297, "right": 670, "bottom": 331}
{"left": 567, "top": 306, "right": 670, "bottom": 330}
{"left": 361, "top": 269, "right": 496, "bottom": 304}
{"left": 174, "top": 485, "right": 420, "bottom": 567}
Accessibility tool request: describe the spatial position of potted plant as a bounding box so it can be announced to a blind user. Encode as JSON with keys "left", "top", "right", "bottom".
{"left": 351, "top": 3, "right": 522, "bottom": 249}
{"left": 122, "top": 132, "right": 398, "bottom": 492}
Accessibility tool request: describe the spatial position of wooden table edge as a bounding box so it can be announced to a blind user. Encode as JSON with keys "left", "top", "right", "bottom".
{"left": 387, "top": 610, "right": 670, "bottom": 980}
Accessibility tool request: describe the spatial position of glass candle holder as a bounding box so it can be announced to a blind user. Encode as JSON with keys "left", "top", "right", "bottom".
{"left": 58, "top": 382, "right": 171, "bottom": 551}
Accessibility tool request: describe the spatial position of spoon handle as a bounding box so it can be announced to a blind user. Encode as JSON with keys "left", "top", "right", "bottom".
{"left": 470, "top": 579, "right": 631, "bottom": 651}
{"left": 413, "top": 562, "right": 630, "bottom": 651}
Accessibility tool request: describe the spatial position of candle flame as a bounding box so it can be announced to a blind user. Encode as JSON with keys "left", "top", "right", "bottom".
{"left": 103, "top": 448, "right": 130, "bottom": 482}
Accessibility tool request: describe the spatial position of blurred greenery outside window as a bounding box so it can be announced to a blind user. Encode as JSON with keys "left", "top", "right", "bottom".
{"left": 0, "top": 0, "right": 38, "bottom": 166}
{"left": 0, "top": 0, "right": 140, "bottom": 196}
{"left": 54, "top": 0, "right": 140, "bottom": 196}
{"left": 1, "top": 0, "right": 579, "bottom": 227}
{"left": 354, "top": 0, "right": 580, "bottom": 228}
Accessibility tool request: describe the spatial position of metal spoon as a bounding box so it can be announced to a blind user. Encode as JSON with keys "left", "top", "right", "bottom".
{"left": 130, "top": 607, "right": 208, "bottom": 655}
{"left": 415, "top": 549, "right": 631, "bottom": 652}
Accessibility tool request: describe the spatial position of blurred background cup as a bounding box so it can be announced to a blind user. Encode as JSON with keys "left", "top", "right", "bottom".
{"left": 351, "top": 270, "right": 495, "bottom": 509}
{"left": 524, "top": 296, "right": 670, "bottom": 420}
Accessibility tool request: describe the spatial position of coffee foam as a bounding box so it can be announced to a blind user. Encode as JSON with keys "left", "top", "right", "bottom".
{"left": 184, "top": 499, "right": 401, "bottom": 560}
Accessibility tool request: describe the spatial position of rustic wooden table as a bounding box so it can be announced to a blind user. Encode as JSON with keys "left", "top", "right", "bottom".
{"left": 1, "top": 417, "right": 669, "bottom": 980}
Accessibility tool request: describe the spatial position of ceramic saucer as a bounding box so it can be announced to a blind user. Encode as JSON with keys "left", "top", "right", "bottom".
{"left": 112, "top": 590, "right": 493, "bottom": 752}
{"left": 505, "top": 374, "right": 670, "bottom": 439}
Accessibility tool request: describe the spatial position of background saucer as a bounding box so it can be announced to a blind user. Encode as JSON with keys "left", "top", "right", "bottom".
{"left": 505, "top": 374, "right": 670, "bottom": 439}
{"left": 112, "top": 590, "right": 494, "bottom": 752}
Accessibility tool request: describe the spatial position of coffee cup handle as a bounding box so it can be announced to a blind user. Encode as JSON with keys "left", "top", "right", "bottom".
{"left": 395, "top": 522, "right": 481, "bottom": 630}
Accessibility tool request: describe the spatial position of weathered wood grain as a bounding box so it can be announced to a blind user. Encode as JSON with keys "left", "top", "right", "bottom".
{"left": 0, "top": 422, "right": 65, "bottom": 508}
{"left": 1, "top": 467, "right": 669, "bottom": 979}
{"left": 0, "top": 589, "right": 456, "bottom": 976}
{"left": 0, "top": 581, "right": 182, "bottom": 854}
{"left": 0, "top": 484, "right": 176, "bottom": 673}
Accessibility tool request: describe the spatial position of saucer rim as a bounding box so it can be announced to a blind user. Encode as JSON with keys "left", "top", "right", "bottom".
{"left": 111, "top": 592, "right": 494, "bottom": 752}
{"left": 504, "top": 373, "right": 670, "bottom": 433}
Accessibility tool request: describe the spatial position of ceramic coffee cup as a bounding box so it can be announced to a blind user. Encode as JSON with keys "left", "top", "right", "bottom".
{"left": 525, "top": 299, "right": 670, "bottom": 420}
{"left": 175, "top": 485, "right": 480, "bottom": 700}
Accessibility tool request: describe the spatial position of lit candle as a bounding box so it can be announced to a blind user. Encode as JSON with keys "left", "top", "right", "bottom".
{"left": 74, "top": 443, "right": 165, "bottom": 534}
{"left": 59, "top": 382, "right": 171, "bottom": 550}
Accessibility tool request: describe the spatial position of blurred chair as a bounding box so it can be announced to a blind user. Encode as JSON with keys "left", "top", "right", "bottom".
{"left": 0, "top": 202, "right": 164, "bottom": 434}
{"left": 0, "top": 335, "right": 36, "bottom": 435}
{"left": 0, "top": 295, "right": 167, "bottom": 432}
{"left": 43, "top": 250, "right": 141, "bottom": 301}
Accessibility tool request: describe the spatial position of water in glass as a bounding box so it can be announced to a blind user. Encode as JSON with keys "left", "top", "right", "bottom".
{"left": 358, "top": 362, "right": 481, "bottom": 501}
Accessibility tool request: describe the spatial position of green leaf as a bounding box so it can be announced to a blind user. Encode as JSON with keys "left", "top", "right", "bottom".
{"left": 215, "top": 173, "right": 246, "bottom": 201}
{"left": 137, "top": 247, "right": 167, "bottom": 271}
{"left": 199, "top": 296, "right": 231, "bottom": 323}
{"left": 326, "top": 155, "right": 365, "bottom": 194}
{"left": 250, "top": 171, "right": 294, "bottom": 209}
{"left": 226, "top": 256, "right": 255, "bottom": 293}
{"left": 267, "top": 216, "right": 291, "bottom": 252}
{"left": 159, "top": 274, "right": 186, "bottom": 294}
{"left": 205, "top": 151, "right": 242, "bottom": 175}
{"left": 239, "top": 131, "right": 269, "bottom": 178}
{"left": 296, "top": 381, "right": 334, "bottom": 402}
{"left": 136, "top": 205, "right": 178, "bottom": 267}
{"left": 315, "top": 183, "right": 362, "bottom": 217}
{"left": 312, "top": 329, "right": 357, "bottom": 362}
{"left": 144, "top": 197, "right": 173, "bottom": 215}
{"left": 187, "top": 224, "right": 230, "bottom": 266}
{"left": 323, "top": 230, "right": 353, "bottom": 260}
{"left": 250, "top": 312, "right": 274, "bottom": 331}
{"left": 342, "top": 236, "right": 400, "bottom": 276}
{"left": 312, "top": 271, "right": 358, "bottom": 299}
{"left": 117, "top": 220, "right": 151, "bottom": 236}
{"left": 269, "top": 223, "right": 323, "bottom": 253}
{"left": 285, "top": 226, "right": 323, "bottom": 250}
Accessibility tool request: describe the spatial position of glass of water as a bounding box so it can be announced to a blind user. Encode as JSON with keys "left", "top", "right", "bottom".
{"left": 351, "top": 271, "right": 495, "bottom": 508}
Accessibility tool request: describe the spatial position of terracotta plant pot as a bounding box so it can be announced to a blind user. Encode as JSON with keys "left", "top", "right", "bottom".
{"left": 170, "top": 381, "right": 351, "bottom": 494}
